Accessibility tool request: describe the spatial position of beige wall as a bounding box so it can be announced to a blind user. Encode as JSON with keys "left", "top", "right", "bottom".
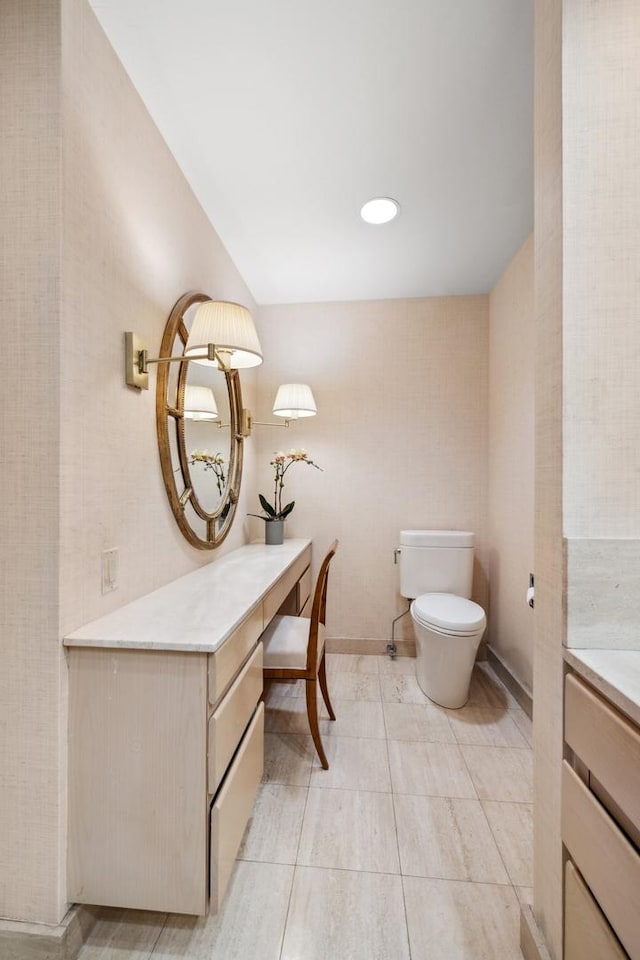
{"left": 562, "top": 0, "right": 640, "bottom": 651}
{"left": 0, "top": 0, "right": 64, "bottom": 927}
{"left": 255, "top": 296, "right": 490, "bottom": 646}
{"left": 1, "top": 0, "right": 258, "bottom": 924}
{"left": 487, "top": 234, "right": 535, "bottom": 693}
{"left": 532, "top": 0, "right": 565, "bottom": 957}
{"left": 530, "top": 3, "right": 640, "bottom": 957}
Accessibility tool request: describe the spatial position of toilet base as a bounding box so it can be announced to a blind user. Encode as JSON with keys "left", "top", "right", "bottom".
{"left": 414, "top": 622, "right": 484, "bottom": 709}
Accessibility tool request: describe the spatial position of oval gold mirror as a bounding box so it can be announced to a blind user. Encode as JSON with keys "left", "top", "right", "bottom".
{"left": 156, "top": 291, "right": 244, "bottom": 549}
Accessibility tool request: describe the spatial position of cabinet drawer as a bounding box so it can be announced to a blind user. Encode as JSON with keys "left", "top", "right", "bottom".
{"left": 562, "top": 761, "right": 640, "bottom": 959}
{"left": 565, "top": 860, "right": 627, "bottom": 960}
{"left": 210, "top": 702, "right": 264, "bottom": 912}
{"left": 208, "top": 643, "right": 263, "bottom": 795}
{"left": 263, "top": 546, "right": 311, "bottom": 624}
{"left": 208, "top": 605, "right": 263, "bottom": 707}
{"left": 565, "top": 673, "right": 640, "bottom": 828}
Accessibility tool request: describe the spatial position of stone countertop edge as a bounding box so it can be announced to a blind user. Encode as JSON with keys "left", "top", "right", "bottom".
{"left": 564, "top": 647, "right": 640, "bottom": 727}
{"left": 63, "top": 539, "right": 312, "bottom": 655}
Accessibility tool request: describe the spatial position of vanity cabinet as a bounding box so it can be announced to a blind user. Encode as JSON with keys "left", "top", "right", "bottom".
{"left": 65, "top": 540, "right": 311, "bottom": 916}
{"left": 562, "top": 672, "right": 640, "bottom": 960}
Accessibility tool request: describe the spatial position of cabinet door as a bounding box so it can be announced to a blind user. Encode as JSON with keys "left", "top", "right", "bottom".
{"left": 208, "top": 643, "right": 263, "bottom": 795}
{"left": 565, "top": 861, "right": 627, "bottom": 960}
{"left": 68, "top": 648, "right": 208, "bottom": 915}
{"left": 210, "top": 703, "right": 264, "bottom": 912}
{"left": 562, "top": 762, "right": 640, "bottom": 959}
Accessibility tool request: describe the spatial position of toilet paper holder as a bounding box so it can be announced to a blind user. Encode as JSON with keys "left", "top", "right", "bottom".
{"left": 527, "top": 573, "right": 535, "bottom": 609}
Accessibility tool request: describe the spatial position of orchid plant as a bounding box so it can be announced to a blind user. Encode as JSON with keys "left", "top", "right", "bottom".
{"left": 251, "top": 448, "right": 322, "bottom": 521}
{"left": 189, "top": 450, "right": 227, "bottom": 497}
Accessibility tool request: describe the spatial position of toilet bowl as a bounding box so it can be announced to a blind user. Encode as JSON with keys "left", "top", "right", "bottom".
{"left": 410, "top": 592, "right": 486, "bottom": 708}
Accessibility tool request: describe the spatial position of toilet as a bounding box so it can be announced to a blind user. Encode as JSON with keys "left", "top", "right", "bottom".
{"left": 398, "top": 530, "right": 486, "bottom": 708}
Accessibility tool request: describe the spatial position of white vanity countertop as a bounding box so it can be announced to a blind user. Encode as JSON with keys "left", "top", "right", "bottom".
{"left": 64, "top": 539, "right": 311, "bottom": 654}
{"left": 564, "top": 648, "right": 640, "bottom": 726}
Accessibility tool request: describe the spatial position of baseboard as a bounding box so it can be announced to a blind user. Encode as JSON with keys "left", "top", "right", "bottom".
{"left": 485, "top": 645, "right": 533, "bottom": 718}
{"left": 0, "top": 905, "right": 98, "bottom": 960}
{"left": 326, "top": 637, "right": 416, "bottom": 657}
{"left": 520, "top": 905, "right": 553, "bottom": 960}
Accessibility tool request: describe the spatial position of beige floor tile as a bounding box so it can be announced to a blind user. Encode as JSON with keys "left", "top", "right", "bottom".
{"left": 320, "top": 698, "right": 386, "bottom": 738}
{"left": 467, "top": 664, "right": 519, "bottom": 710}
{"left": 298, "top": 787, "right": 400, "bottom": 874}
{"left": 263, "top": 733, "right": 314, "bottom": 786}
{"left": 460, "top": 745, "right": 533, "bottom": 802}
{"left": 309, "top": 736, "right": 392, "bottom": 791}
{"left": 383, "top": 701, "right": 456, "bottom": 743}
{"left": 238, "top": 783, "right": 307, "bottom": 864}
{"left": 324, "top": 671, "right": 382, "bottom": 701}
{"left": 446, "top": 706, "right": 529, "bottom": 748}
{"left": 394, "top": 795, "right": 509, "bottom": 883}
{"left": 281, "top": 867, "right": 410, "bottom": 960}
{"left": 326, "top": 652, "right": 380, "bottom": 674}
{"left": 378, "top": 655, "right": 416, "bottom": 676}
{"left": 511, "top": 707, "right": 533, "bottom": 746}
{"left": 77, "top": 908, "right": 165, "bottom": 959}
{"left": 152, "top": 861, "right": 293, "bottom": 960}
{"left": 264, "top": 678, "right": 302, "bottom": 701}
{"left": 267, "top": 694, "right": 385, "bottom": 739}
{"left": 403, "top": 876, "right": 522, "bottom": 960}
{"left": 381, "top": 674, "right": 430, "bottom": 704}
{"left": 265, "top": 694, "right": 308, "bottom": 735}
{"left": 516, "top": 885, "right": 534, "bottom": 906}
{"left": 482, "top": 800, "right": 533, "bottom": 886}
{"left": 388, "top": 740, "right": 477, "bottom": 798}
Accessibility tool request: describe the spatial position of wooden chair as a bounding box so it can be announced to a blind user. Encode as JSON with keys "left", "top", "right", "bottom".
{"left": 262, "top": 540, "right": 338, "bottom": 769}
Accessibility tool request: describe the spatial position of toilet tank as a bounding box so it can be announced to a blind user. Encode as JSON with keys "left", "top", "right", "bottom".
{"left": 399, "top": 530, "right": 475, "bottom": 599}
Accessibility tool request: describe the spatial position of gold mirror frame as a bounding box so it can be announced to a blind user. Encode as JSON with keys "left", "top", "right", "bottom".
{"left": 156, "top": 291, "right": 244, "bottom": 549}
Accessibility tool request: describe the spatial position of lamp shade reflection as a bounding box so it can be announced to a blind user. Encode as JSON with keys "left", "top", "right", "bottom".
{"left": 183, "top": 385, "right": 219, "bottom": 421}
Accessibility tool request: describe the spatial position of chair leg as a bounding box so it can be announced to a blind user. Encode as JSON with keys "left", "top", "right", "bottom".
{"left": 305, "top": 679, "right": 329, "bottom": 769}
{"left": 318, "top": 652, "right": 336, "bottom": 721}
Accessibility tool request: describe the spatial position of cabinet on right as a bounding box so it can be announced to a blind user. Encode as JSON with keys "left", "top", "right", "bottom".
{"left": 562, "top": 672, "right": 640, "bottom": 960}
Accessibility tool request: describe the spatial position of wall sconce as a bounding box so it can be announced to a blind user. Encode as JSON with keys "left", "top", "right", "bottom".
{"left": 245, "top": 383, "right": 317, "bottom": 434}
{"left": 183, "top": 385, "right": 219, "bottom": 422}
{"left": 125, "top": 299, "right": 262, "bottom": 389}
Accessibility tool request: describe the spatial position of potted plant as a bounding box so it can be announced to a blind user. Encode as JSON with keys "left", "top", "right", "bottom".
{"left": 250, "top": 448, "right": 322, "bottom": 544}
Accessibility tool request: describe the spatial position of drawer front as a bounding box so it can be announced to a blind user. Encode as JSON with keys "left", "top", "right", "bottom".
{"left": 562, "top": 761, "right": 640, "bottom": 959}
{"left": 297, "top": 566, "right": 312, "bottom": 613}
{"left": 565, "top": 860, "right": 627, "bottom": 960}
{"left": 210, "top": 702, "right": 264, "bottom": 911}
{"left": 565, "top": 673, "right": 640, "bottom": 828}
{"left": 208, "top": 605, "right": 263, "bottom": 707}
{"left": 263, "top": 546, "right": 312, "bottom": 625}
{"left": 208, "top": 643, "right": 263, "bottom": 795}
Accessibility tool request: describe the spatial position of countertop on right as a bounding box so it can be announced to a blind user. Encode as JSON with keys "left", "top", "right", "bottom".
{"left": 564, "top": 647, "right": 640, "bottom": 726}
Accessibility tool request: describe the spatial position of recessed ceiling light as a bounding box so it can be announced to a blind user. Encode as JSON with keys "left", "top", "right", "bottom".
{"left": 360, "top": 197, "right": 400, "bottom": 224}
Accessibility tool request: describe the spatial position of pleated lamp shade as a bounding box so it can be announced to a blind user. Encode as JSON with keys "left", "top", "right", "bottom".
{"left": 272, "top": 383, "right": 317, "bottom": 418}
{"left": 183, "top": 385, "right": 219, "bottom": 421}
{"left": 185, "top": 300, "right": 263, "bottom": 368}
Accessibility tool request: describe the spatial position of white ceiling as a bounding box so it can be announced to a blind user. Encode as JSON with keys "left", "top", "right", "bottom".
{"left": 87, "top": 0, "right": 533, "bottom": 305}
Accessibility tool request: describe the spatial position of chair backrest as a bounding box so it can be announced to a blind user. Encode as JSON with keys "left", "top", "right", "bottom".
{"left": 306, "top": 539, "right": 338, "bottom": 673}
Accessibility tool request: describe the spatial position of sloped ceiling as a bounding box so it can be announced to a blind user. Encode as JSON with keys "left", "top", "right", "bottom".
{"left": 88, "top": 0, "right": 533, "bottom": 304}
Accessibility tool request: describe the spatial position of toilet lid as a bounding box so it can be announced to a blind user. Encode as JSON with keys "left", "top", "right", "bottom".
{"left": 412, "top": 593, "right": 486, "bottom": 634}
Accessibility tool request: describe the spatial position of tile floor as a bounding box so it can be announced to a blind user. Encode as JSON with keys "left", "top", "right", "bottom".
{"left": 77, "top": 654, "right": 533, "bottom": 959}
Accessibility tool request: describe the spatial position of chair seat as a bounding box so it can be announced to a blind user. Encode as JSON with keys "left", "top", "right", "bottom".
{"left": 262, "top": 615, "right": 326, "bottom": 671}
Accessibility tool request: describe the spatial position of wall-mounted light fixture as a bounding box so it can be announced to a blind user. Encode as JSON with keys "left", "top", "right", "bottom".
{"left": 183, "top": 385, "right": 219, "bottom": 422}
{"left": 245, "top": 383, "right": 317, "bottom": 434}
{"left": 125, "top": 300, "right": 262, "bottom": 389}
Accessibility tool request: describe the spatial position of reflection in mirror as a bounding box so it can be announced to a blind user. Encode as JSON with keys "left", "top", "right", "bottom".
{"left": 183, "top": 361, "right": 231, "bottom": 516}
{"left": 156, "top": 292, "right": 245, "bottom": 550}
